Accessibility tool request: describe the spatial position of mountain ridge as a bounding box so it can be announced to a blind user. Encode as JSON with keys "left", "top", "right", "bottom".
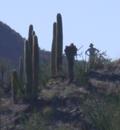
{"left": 0, "top": 21, "right": 50, "bottom": 66}
{"left": 0, "top": 21, "right": 24, "bottom": 64}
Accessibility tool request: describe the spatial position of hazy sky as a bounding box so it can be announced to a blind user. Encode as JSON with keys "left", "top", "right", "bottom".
{"left": 0, "top": 0, "right": 120, "bottom": 59}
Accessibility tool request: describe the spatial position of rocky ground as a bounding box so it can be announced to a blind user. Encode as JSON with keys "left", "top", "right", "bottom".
{"left": 1, "top": 70, "right": 120, "bottom": 130}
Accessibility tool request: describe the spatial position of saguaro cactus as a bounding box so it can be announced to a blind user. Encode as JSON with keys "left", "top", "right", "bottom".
{"left": 23, "top": 25, "right": 39, "bottom": 102}
{"left": 28, "top": 24, "right": 34, "bottom": 45}
{"left": 51, "top": 13, "right": 63, "bottom": 77}
{"left": 56, "top": 13, "right": 63, "bottom": 74}
{"left": 11, "top": 70, "right": 20, "bottom": 103}
{"left": 51, "top": 22, "right": 57, "bottom": 77}
{"left": 32, "top": 35, "right": 39, "bottom": 99}
{"left": 24, "top": 40, "right": 32, "bottom": 100}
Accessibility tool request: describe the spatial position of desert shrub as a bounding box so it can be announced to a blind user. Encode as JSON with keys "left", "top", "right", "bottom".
{"left": 74, "top": 60, "right": 88, "bottom": 86}
{"left": 24, "top": 112, "right": 48, "bottom": 130}
{"left": 39, "top": 61, "right": 51, "bottom": 88}
{"left": 83, "top": 95, "right": 120, "bottom": 130}
{"left": 24, "top": 111, "right": 79, "bottom": 130}
{"left": 94, "top": 51, "right": 111, "bottom": 70}
{"left": 42, "top": 106, "right": 54, "bottom": 120}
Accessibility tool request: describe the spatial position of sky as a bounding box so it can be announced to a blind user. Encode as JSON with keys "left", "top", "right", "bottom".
{"left": 0, "top": 0, "right": 120, "bottom": 60}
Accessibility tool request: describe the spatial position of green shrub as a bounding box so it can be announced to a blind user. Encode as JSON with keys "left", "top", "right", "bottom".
{"left": 42, "top": 106, "right": 54, "bottom": 120}
{"left": 74, "top": 60, "right": 88, "bottom": 86}
{"left": 83, "top": 95, "right": 120, "bottom": 130}
{"left": 24, "top": 112, "right": 48, "bottom": 130}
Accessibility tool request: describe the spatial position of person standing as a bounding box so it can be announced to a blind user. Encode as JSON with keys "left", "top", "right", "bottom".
{"left": 65, "top": 43, "right": 77, "bottom": 83}
{"left": 85, "top": 43, "right": 99, "bottom": 69}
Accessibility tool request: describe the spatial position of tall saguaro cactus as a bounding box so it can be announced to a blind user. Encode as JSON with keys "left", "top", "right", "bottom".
{"left": 51, "top": 13, "right": 63, "bottom": 78}
{"left": 56, "top": 13, "right": 63, "bottom": 74}
{"left": 24, "top": 40, "right": 32, "bottom": 100}
{"left": 24, "top": 25, "right": 39, "bottom": 102}
{"left": 32, "top": 35, "right": 39, "bottom": 99}
{"left": 51, "top": 22, "right": 57, "bottom": 77}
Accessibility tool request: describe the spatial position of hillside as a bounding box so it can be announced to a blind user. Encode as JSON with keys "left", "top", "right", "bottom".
{"left": 1, "top": 72, "right": 120, "bottom": 130}
{"left": 1, "top": 20, "right": 120, "bottom": 130}
{"left": 0, "top": 21, "right": 50, "bottom": 66}
{"left": 0, "top": 22, "right": 24, "bottom": 64}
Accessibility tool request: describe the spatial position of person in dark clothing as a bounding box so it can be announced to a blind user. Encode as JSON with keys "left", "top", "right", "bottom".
{"left": 65, "top": 43, "right": 77, "bottom": 83}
